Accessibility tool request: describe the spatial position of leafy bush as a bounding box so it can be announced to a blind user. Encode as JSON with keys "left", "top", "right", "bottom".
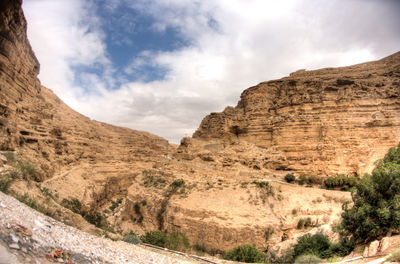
{"left": 293, "top": 233, "right": 331, "bottom": 259}
{"left": 324, "top": 175, "right": 358, "bottom": 190}
{"left": 170, "top": 179, "right": 185, "bottom": 188}
{"left": 0, "top": 173, "right": 13, "bottom": 193}
{"left": 15, "top": 160, "right": 39, "bottom": 181}
{"left": 61, "top": 198, "right": 83, "bottom": 214}
{"left": 140, "top": 231, "right": 190, "bottom": 251}
{"left": 284, "top": 173, "right": 296, "bottom": 183}
{"left": 123, "top": 231, "right": 141, "bottom": 244}
{"left": 294, "top": 254, "right": 322, "bottom": 264}
{"left": 165, "top": 232, "right": 190, "bottom": 251}
{"left": 223, "top": 244, "right": 267, "bottom": 263}
{"left": 141, "top": 230, "right": 167, "bottom": 247}
{"left": 383, "top": 142, "right": 400, "bottom": 164}
{"left": 298, "top": 175, "right": 322, "bottom": 186}
{"left": 297, "top": 217, "right": 312, "bottom": 229}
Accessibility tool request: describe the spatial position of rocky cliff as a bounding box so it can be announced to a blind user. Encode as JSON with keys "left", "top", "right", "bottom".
{"left": 192, "top": 53, "right": 400, "bottom": 176}
{"left": 0, "top": 0, "right": 170, "bottom": 180}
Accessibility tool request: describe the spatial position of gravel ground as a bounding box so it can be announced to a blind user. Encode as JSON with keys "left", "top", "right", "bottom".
{"left": 0, "top": 191, "right": 205, "bottom": 264}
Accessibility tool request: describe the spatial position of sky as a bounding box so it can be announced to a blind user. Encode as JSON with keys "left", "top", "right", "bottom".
{"left": 22, "top": 0, "right": 400, "bottom": 143}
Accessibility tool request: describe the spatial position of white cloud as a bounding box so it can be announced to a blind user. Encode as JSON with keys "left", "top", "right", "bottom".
{"left": 23, "top": 0, "right": 400, "bottom": 143}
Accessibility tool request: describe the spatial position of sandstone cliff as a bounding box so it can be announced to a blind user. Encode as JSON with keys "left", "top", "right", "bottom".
{"left": 0, "top": 0, "right": 170, "bottom": 180}
{"left": 191, "top": 53, "right": 400, "bottom": 176}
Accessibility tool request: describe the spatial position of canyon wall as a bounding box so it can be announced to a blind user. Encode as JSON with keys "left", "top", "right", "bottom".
{"left": 193, "top": 53, "right": 400, "bottom": 175}
{"left": 0, "top": 0, "right": 170, "bottom": 180}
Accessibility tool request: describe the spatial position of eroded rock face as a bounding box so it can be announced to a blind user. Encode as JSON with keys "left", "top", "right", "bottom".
{"left": 0, "top": 0, "right": 170, "bottom": 179}
{"left": 193, "top": 54, "right": 400, "bottom": 176}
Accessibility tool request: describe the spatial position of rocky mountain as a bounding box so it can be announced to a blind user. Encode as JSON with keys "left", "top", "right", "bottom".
{"left": 1, "top": 0, "right": 400, "bottom": 260}
{"left": 189, "top": 52, "right": 400, "bottom": 176}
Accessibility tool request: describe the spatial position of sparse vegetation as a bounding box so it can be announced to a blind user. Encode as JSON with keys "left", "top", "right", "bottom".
{"left": 223, "top": 244, "right": 267, "bottom": 263}
{"left": 15, "top": 192, "right": 53, "bottom": 217}
{"left": 294, "top": 254, "right": 322, "bottom": 264}
{"left": 284, "top": 173, "right": 296, "bottom": 183}
{"left": 123, "top": 231, "right": 141, "bottom": 244}
{"left": 109, "top": 198, "right": 123, "bottom": 211}
{"left": 140, "top": 230, "right": 190, "bottom": 251}
{"left": 388, "top": 248, "right": 400, "bottom": 262}
{"left": 264, "top": 226, "right": 274, "bottom": 241}
{"left": 0, "top": 172, "right": 13, "bottom": 193}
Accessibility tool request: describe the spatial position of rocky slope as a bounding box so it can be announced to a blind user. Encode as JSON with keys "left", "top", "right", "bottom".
{"left": 190, "top": 53, "right": 400, "bottom": 176}
{"left": 0, "top": 0, "right": 170, "bottom": 180}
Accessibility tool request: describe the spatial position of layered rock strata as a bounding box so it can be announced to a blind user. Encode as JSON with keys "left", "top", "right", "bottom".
{"left": 192, "top": 53, "right": 400, "bottom": 175}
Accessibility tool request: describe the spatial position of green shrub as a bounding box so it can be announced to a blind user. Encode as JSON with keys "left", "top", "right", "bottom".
{"left": 293, "top": 233, "right": 331, "bottom": 259}
{"left": 284, "top": 173, "right": 296, "bottom": 183}
{"left": 341, "top": 146, "right": 400, "bottom": 243}
{"left": 253, "top": 181, "right": 269, "bottom": 188}
{"left": 297, "top": 219, "right": 305, "bottom": 229}
{"left": 141, "top": 230, "right": 167, "bottom": 247}
{"left": 297, "top": 217, "right": 312, "bottom": 229}
{"left": 123, "top": 231, "right": 141, "bottom": 244}
{"left": 83, "top": 209, "right": 105, "bottom": 228}
{"left": 170, "top": 179, "right": 185, "bottom": 188}
{"left": 297, "top": 175, "right": 322, "bottom": 186}
{"left": 15, "top": 160, "right": 39, "bottom": 181}
{"left": 223, "top": 244, "right": 267, "bottom": 263}
{"left": 294, "top": 254, "right": 322, "bottom": 264}
{"left": 61, "top": 198, "right": 82, "bottom": 214}
{"left": 324, "top": 175, "right": 358, "bottom": 190}
{"left": 109, "top": 198, "right": 123, "bottom": 211}
{"left": 0, "top": 174, "right": 13, "bottom": 193}
{"left": 298, "top": 175, "right": 307, "bottom": 185}
{"left": 383, "top": 142, "right": 400, "bottom": 164}
{"left": 165, "top": 232, "right": 190, "bottom": 251}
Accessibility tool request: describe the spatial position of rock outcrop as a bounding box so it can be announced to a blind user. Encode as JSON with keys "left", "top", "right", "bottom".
{"left": 192, "top": 53, "right": 400, "bottom": 176}
{"left": 0, "top": 0, "right": 170, "bottom": 180}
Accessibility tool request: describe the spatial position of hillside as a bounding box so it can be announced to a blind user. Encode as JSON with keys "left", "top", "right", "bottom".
{"left": 189, "top": 52, "right": 400, "bottom": 176}
{"left": 1, "top": 0, "right": 400, "bottom": 261}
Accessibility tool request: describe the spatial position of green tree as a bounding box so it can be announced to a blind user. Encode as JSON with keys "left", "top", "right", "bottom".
{"left": 341, "top": 143, "right": 400, "bottom": 243}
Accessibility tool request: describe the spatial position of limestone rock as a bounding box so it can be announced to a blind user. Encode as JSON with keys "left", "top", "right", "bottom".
{"left": 368, "top": 240, "right": 380, "bottom": 256}
{"left": 380, "top": 237, "right": 390, "bottom": 252}
{"left": 192, "top": 53, "right": 400, "bottom": 176}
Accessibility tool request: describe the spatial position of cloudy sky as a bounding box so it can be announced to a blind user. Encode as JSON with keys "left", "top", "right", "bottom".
{"left": 22, "top": 0, "right": 400, "bottom": 143}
